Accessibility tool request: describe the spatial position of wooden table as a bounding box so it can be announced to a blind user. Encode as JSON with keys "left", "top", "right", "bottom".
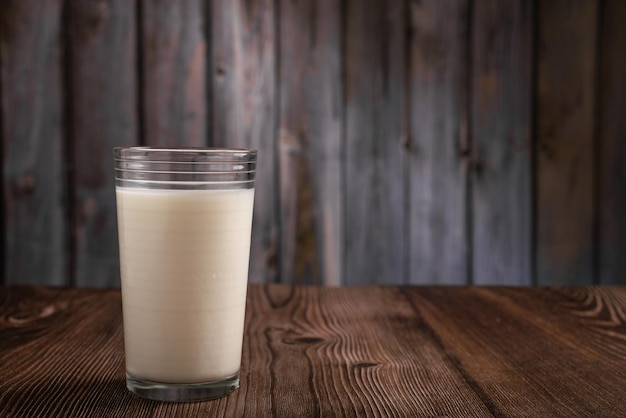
{"left": 1, "top": 285, "right": 625, "bottom": 417}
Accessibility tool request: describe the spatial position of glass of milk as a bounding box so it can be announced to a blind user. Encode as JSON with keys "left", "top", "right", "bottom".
{"left": 113, "top": 147, "right": 256, "bottom": 402}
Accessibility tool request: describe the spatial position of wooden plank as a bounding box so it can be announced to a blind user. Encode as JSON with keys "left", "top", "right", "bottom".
{"left": 598, "top": 0, "right": 626, "bottom": 285}
{"left": 210, "top": 0, "right": 278, "bottom": 283}
{"left": 403, "top": 286, "right": 626, "bottom": 416}
{"left": 408, "top": 0, "right": 469, "bottom": 285}
{"left": 536, "top": 0, "right": 598, "bottom": 285}
{"left": 471, "top": 0, "right": 533, "bottom": 284}
{"left": 141, "top": 0, "right": 207, "bottom": 147}
{"left": 344, "top": 0, "right": 406, "bottom": 285}
{"left": 0, "top": 0, "right": 67, "bottom": 286}
{"left": 68, "top": 0, "right": 138, "bottom": 287}
{"left": 233, "top": 285, "right": 492, "bottom": 416}
{"left": 278, "top": 0, "right": 342, "bottom": 286}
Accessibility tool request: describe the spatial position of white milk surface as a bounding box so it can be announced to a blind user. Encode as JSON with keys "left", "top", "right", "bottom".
{"left": 116, "top": 187, "right": 254, "bottom": 383}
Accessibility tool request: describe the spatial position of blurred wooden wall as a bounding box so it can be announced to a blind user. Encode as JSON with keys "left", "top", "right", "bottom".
{"left": 0, "top": 0, "right": 624, "bottom": 287}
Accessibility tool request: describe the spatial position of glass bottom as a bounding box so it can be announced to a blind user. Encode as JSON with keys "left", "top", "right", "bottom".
{"left": 126, "top": 372, "right": 239, "bottom": 402}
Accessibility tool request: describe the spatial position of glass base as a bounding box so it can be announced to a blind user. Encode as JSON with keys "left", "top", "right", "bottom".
{"left": 126, "top": 372, "right": 239, "bottom": 402}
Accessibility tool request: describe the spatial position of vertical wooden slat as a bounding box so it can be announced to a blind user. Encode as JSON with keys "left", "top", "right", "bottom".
{"left": 408, "top": 0, "right": 469, "bottom": 285}
{"left": 599, "top": 0, "right": 626, "bottom": 285}
{"left": 0, "top": 0, "right": 67, "bottom": 286}
{"left": 141, "top": 0, "right": 206, "bottom": 146}
{"left": 537, "top": 0, "right": 598, "bottom": 286}
{"left": 278, "top": 0, "right": 342, "bottom": 286}
{"left": 471, "top": 0, "right": 533, "bottom": 285}
{"left": 211, "top": 0, "right": 278, "bottom": 283}
{"left": 345, "top": 0, "right": 406, "bottom": 285}
{"left": 68, "top": 0, "right": 138, "bottom": 288}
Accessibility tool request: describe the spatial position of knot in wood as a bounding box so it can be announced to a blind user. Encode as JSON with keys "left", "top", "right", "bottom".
{"left": 12, "top": 173, "right": 35, "bottom": 196}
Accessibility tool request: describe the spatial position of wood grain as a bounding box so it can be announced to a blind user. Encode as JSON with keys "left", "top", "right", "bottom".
{"left": 141, "top": 0, "right": 207, "bottom": 147}
{"left": 0, "top": 0, "right": 67, "bottom": 286}
{"left": 536, "top": 0, "right": 598, "bottom": 285}
{"left": 235, "top": 285, "right": 492, "bottom": 417}
{"left": 2, "top": 285, "right": 626, "bottom": 416}
{"left": 471, "top": 0, "right": 533, "bottom": 285}
{"left": 598, "top": 0, "right": 626, "bottom": 285}
{"left": 403, "top": 286, "right": 626, "bottom": 416}
{"left": 0, "top": 286, "right": 129, "bottom": 416}
{"left": 344, "top": 0, "right": 407, "bottom": 285}
{"left": 210, "top": 0, "right": 278, "bottom": 284}
{"left": 67, "top": 0, "right": 138, "bottom": 287}
{"left": 408, "top": 0, "right": 469, "bottom": 285}
{"left": 278, "top": 0, "right": 342, "bottom": 286}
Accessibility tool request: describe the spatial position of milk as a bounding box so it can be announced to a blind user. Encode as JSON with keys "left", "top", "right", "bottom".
{"left": 116, "top": 187, "right": 254, "bottom": 384}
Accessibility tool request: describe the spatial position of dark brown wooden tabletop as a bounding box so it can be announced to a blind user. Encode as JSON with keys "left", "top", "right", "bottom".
{"left": 1, "top": 284, "right": 625, "bottom": 417}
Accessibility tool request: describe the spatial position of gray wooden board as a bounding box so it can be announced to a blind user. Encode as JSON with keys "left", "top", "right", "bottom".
{"left": 210, "top": 0, "right": 278, "bottom": 283}
{"left": 536, "top": 0, "right": 598, "bottom": 285}
{"left": 408, "top": 0, "right": 469, "bottom": 285}
{"left": 344, "top": 0, "right": 406, "bottom": 285}
{"left": 68, "top": 0, "right": 138, "bottom": 287}
{"left": 278, "top": 0, "right": 342, "bottom": 286}
{"left": 0, "top": 0, "right": 68, "bottom": 286}
{"left": 598, "top": 0, "right": 626, "bottom": 285}
{"left": 471, "top": 0, "right": 533, "bottom": 285}
{"left": 141, "top": 0, "right": 207, "bottom": 147}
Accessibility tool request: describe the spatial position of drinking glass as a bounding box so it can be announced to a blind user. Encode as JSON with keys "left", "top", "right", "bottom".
{"left": 113, "top": 147, "right": 256, "bottom": 402}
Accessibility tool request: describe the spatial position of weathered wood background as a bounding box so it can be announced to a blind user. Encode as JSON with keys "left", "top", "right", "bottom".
{"left": 0, "top": 0, "right": 624, "bottom": 287}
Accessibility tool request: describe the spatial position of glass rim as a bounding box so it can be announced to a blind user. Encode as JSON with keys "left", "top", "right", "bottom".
{"left": 113, "top": 147, "right": 257, "bottom": 162}
{"left": 114, "top": 146, "right": 257, "bottom": 152}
